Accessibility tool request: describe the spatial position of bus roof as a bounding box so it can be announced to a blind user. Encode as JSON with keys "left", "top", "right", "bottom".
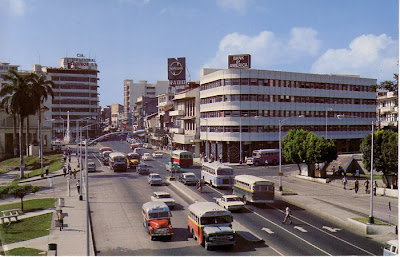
{"left": 254, "top": 149, "right": 279, "bottom": 153}
{"left": 109, "top": 152, "right": 126, "bottom": 158}
{"left": 235, "top": 175, "right": 274, "bottom": 185}
{"left": 202, "top": 161, "right": 233, "bottom": 170}
{"left": 142, "top": 201, "right": 169, "bottom": 212}
{"left": 172, "top": 150, "right": 193, "bottom": 155}
{"left": 188, "top": 202, "right": 231, "bottom": 217}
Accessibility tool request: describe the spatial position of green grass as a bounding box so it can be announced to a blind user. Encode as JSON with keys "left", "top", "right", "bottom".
{"left": 5, "top": 247, "right": 47, "bottom": 256}
{"left": 281, "top": 189, "right": 298, "bottom": 195}
{"left": 353, "top": 217, "right": 388, "bottom": 225}
{"left": 0, "top": 213, "right": 53, "bottom": 244}
{"left": 344, "top": 173, "right": 383, "bottom": 180}
{"left": 0, "top": 198, "right": 56, "bottom": 214}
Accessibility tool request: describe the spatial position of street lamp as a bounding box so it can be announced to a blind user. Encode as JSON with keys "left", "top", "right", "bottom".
{"left": 325, "top": 108, "right": 333, "bottom": 139}
{"left": 279, "top": 115, "right": 304, "bottom": 191}
{"left": 337, "top": 114, "right": 375, "bottom": 224}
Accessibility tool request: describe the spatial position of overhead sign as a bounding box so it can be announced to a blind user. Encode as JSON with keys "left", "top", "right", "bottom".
{"left": 168, "top": 57, "right": 186, "bottom": 91}
{"left": 228, "top": 54, "right": 251, "bottom": 69}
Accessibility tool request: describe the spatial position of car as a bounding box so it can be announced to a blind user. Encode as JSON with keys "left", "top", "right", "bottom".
{"left": 166, "top": 162, "right": 180, "bottom": 172}
{"left": 150, "top": 191, "right": 176, "bottom": 209}
{"left": 215, "top": 195, "right": 245, "bottom": 211}
{"left": 178, "top": 172, "right": 199, "bottom": 185}
{"left": 130, "top": 143, "right": 139, "bottom": 150}
{"left": 152, "top": 152, "right": 163, "bottom": 158}
{"left": 102, "top": 150, "right": 113, "bottom": 165}
{"left": 148, "top": 173, "right": 163, "bottom": 186}
{"left": 87, "top": 162, "right": 96, "bottom": 172}
{"left": 137, "top": 163, "right": 150, "bottom": 174}
{"left": 142, "top": 153, "right": 153, "bottom": 161}
{"left": 144, "top": 143, "right": 153, "bottom": 149}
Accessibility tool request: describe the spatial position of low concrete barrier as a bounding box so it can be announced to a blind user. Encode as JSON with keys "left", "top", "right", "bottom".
{"left": 347, "top": 218, "right": 396, "bottom": 235}
{"left": 294, "top": 175, "right": 330, "bottom": 184}
{"left": 377, "top": 188, "right": 398, "bottom": 198}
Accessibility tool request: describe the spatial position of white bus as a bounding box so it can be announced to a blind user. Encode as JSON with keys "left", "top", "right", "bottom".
{"left": 109, "top": 152, "right": 127, "bottom": 172}
{"left": 201, "top": 162, "right": 234, "bottom": 187}
{"left": 233, "top": 175, "right": 275, "bottom": 204}
{"left": 188, "top": 202, "right": 235, "bottom": 250}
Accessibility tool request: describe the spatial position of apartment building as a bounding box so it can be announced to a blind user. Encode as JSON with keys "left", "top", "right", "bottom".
{"left": 110, "top": 103, "right": 124, "bottom": 128}
{"left": 377, "top": 91, "right": 398, "bottom": 130}
{"left": 199, "top": 68, "right": 376, "bottom": 163}
{"left": 41, "top": 57, "right": 100, "bottom": 141}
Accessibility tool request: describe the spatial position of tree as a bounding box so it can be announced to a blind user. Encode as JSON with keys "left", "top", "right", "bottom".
{"left": 7, "top": 183, "right": 40, "bottom": 212}
{"left": 360, "top": 130, "right": 398, "bottom": 187}
{"left": 377, "top": 73, "right": 398, "bottom": 92}
{"left": 0, "top": 95, "right": 18, "bottom": 156}
{"left": 0, "top": 70, "right": 36, "bottom": 178}
{"left": 283, "top": 129, "right": 337, "bottom": 177}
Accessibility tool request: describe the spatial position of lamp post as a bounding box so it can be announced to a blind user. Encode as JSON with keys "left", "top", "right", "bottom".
{"left": 337, "top": 114, "right": 375, "bottom": 223}
{"left": 325, "top": 108, "right": 333, "bottom": 139}
{"left": 279, "top": 115, "right": 304, "bottom": 191}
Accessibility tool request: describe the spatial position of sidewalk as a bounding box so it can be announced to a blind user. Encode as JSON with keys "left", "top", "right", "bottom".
{"left": 0, "top": 153, "right": 94, "bottom": 256}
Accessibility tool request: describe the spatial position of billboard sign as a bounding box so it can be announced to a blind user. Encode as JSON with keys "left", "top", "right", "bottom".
{"left": 228, "top": 54, "right": 251, "bottom": 69}
{"left": 168, "top": 57, "right": 186, "bottom": 90}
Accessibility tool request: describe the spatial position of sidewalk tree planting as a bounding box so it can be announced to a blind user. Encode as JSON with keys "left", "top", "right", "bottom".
{"left": 283, "top": 129, "right": 337, "bottom": 177}
{"left": 360, "top": 130, "right": 398, "bottom": 188}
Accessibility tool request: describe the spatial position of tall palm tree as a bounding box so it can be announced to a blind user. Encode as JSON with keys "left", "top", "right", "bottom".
{"left": 0, "top": 95, "right": 18, "bottom": 156}
{"left": 0, "top": 70, "right": 35, "bottom": 178}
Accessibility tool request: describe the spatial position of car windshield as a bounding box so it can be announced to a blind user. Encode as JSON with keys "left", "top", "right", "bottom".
{"left": 227, "top": 197, "right": 240, "bottom": 202}
{"left": 186, "top": 175, "right": 195, "bottom": 178}
{"left": 152, "top": 175, "right": 161, "bottom": 179}
{"left": 157, "top": 194, "right": 170, "bottom": 198}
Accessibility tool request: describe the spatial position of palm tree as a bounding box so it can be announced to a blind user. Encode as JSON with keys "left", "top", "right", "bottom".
{"left": 0, "top": 70, "right": 35, "bottom": 178}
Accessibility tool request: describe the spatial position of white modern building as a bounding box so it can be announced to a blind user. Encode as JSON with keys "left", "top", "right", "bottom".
{"left": 377, "top": 91, "right": 398, "bottom": 130}
{"left": 199, "top": 68, "right": 376, "bottom": 163}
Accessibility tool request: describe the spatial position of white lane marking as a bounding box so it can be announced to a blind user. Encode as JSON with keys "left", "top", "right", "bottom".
{"left": 322, "top": 226, "right": 342, "bottom": 233}
{"left": 294, "top": 226, "right": 308, "bottom": 233}
{"left": 261, "top": 227, "right": 274, "bottom": 234}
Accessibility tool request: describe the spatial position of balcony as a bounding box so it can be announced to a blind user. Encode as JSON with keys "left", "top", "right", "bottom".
{"left": 380, "top": 106, "right": 395, "bottom": 113}
{"left": 173, "top": 133, "right": 195, "bottom": 144}
{"left": 169, "top": 127, "right": 183, "bottom": 134}
{"left": 169, "top": 110, "right": 185, "bottom": 116}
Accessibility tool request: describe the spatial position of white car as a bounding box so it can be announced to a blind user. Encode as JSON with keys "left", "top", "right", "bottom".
{"left": 179, "top": 172, "right": 199, "bottom": 185}
{"left": 152, "top": 152, "right": 163, "bottom": 158}
{"left": 87, "top": 162, "right": 96, "bottom": 172}
{"left": 148, "top": 173, "right": 163, "bottom": 186}
{"left": 150, "top": 191, "right": 176, "bottom": 209}
{"left": 215, "top": 195, "right": 245, "bottom": 211}
{"left": 142, "top": 152, "right": 153, "bottom": 161}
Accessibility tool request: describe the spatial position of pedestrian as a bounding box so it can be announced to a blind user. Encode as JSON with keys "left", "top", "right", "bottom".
{"left": 364, "top": 179, "right": 369, "bottom": 193}
{"left": 210, "top": 153, "right": 214, "bottom": 162}
{"left": 373, "top": 181, "right": 378, "bottom": 196}
{"left": 264, "top": 159, "right": 269, "bottom": 168}
{"left": 68, "top": 155, "right": 71, "bottom": 163}
{"left": 282, "top": 205, "right": 292, "bottom": 224}
{"left": 354, "top": 178, "right": 359, "bottom": 193}
{"left": 73, "top": 168, "right": 77, "bottom": 179}
{"left": 76, "top": 180, "right": 80, "bottom": 194}
{"left": 63, "top": 166, "right": 67, "bottom": 177}
{"left": 58, "top": 210, "right": 64, "bottom": 231}
{"left": 342, "top": 176, "right": 347, "bottom": 190}
{"left": 45, "top": 165, "right": 49, "bottom": 176}
{"left": 219, "top": 153, "right": 223, "bottom": 163}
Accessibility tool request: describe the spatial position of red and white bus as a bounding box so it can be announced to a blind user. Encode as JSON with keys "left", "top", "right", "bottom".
{"left": 246, "top": 149, "right": 279, "bottom": 166}
{"left": 171, "top": 150, "right": 193, "bottom": 168}
{"left": 188, "top": 202, "right": 235, "bottom": 250}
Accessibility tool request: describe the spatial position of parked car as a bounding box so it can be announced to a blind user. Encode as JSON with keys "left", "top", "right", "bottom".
{"left": 137, "top": 163, "right": 150, "bottom": 174}
{"left": 148, "top": 173, "right": 163, "bottom": 186}
{"left": 152, "top": 152, "right": 163, "bottom": 158}
{"left": 215, "top": 195, "right": 245, "bottom": 211}
{"left": 166, "top": 162, "right": 180, "bottom": 172}
{"left": 150, "top": 191, "right": 176, "bottom": 209}
{"left": 87, "top": 162, "right": 96, "bottom": 172}
{"left": 142, "top": 153, "right": 153, "bottom": 161}
{"left": 178, "top": 172, "right": 199, "bottom": 185}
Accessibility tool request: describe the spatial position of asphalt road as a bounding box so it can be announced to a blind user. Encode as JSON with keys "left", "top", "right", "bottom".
{"left": 65, "top": 140, "right": 384, "bottom": 256}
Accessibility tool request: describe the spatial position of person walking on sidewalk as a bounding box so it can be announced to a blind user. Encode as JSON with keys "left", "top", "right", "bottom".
{"left": 373, "top": 181, "right": 378, "bottom": 196}
{"left": 73, "top": 168, "right": 77, "bottom": 179}
{"left": 45, "top": 165, "right": 49, "bottom": 176}
{"left": 342, "top": 176, "right": 347, "bottom": 190}
{"left": 58, "top": 210, "right": 64, "bottom": 231}
{"left": 219, "top": 153, "right": 223, "bottom": 163}
{"left": 364, "top": 179, "right": 369, "bottom": 193}
{"left": 76, "top": 180, "right": 81, "bottom": 194}
{"left": 282, "top": 205, "right": 293, "bottom": 224}
{"left": 63, "top": 166, "right": 67, "bottom": 177}
{"left": 264, "top": 159, "right": 269, "bottom": 168}
{"left": 354, "top": 178, "right": 359, "bottom": 193}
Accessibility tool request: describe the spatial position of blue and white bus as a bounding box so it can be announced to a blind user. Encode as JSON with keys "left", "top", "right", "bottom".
{"left": 201, "top": 162, "right": 234, "bottom": 187}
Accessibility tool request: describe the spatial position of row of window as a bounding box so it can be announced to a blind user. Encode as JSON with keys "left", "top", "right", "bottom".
{"left": 53, "top": 84, "right": 98, "bottom": 90}
{"left": 200, "top": 111, "right": 376, "bottom": 119}
{"left": 53, "top": 92, "right": 98, "bottom": 98}
{"left": 200, "top": 125, "right": 372, "bottom": 133}
{"left": 51, "top": 76, "right": 98, "bottom": 82}
{"left": 201, "top": 79, "right": 374, "bottom": 92}
{"left": 52, "top": 99, "right": 97, "bottom": 105}
{"left": 200, "top": 94, "right": 375, "bottom": 105}
{"left": 52, "top": 108, "right": 95, "bottom": 113}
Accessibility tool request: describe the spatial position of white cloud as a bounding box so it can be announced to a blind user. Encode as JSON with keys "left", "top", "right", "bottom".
{"left": 311, "top": 34, "right": 398, "bottom": 81}
{"left": 205, "top": 27, "right": 322, "bottom": 69}
{"left": 216, "top": 0, "right": 250, "bottom": 14}
{"left": 0, "top": 0, "right": 26, "bottom": 16}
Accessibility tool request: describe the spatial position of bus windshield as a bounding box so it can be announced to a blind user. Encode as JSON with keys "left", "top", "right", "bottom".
{"left": 200, "top": 215, "right": 232, "bottom": 225}
{"left": 148, "top": 211, "right": 169, "bottom": 219}
{"left": 253, "top": 185, "right": 269, "bottom": 191}
{"left": 217, "top": 169, "right": 233, "bottom": 175}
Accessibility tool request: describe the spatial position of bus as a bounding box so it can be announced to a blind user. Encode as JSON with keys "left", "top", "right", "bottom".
{"left": 201, "top": 162, "right": 234, "bottom": 187}
{"left": 126, "top": 152, "right": 140, "bottom": 168}
{"left": 246, "top": 149, "right": 279, "bottom": 166}
{"left": 171, "top": 150, "right": 193, "bottom": 168}
{"left": 188, "top": 202, "right": 235, "bottom": 250}
{"left": 233, "top": 175, "right": 275, "bottom": 204}
{"left": 109, "top": 152, "right": 128, "bottom": 172}
{"left": 142, "top": 201, "right": 173, "bottom": 240}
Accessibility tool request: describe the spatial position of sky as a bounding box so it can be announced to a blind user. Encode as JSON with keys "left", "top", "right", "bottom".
{"left": 0, "top": 0, "right": 398, "bottom": 107}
